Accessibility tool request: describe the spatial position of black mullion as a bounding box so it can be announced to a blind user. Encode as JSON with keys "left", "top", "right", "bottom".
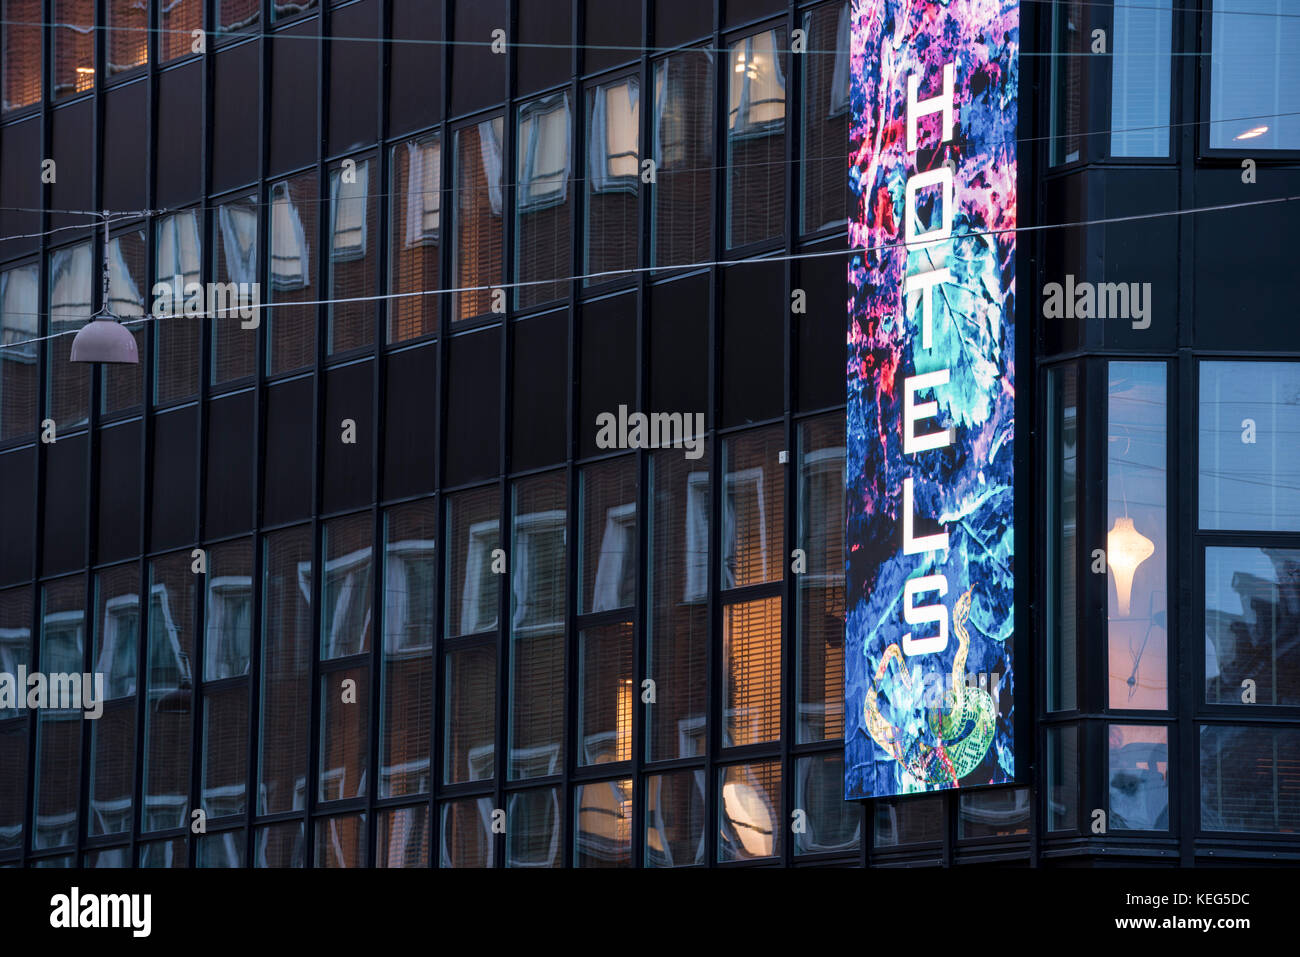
{"left": 366, "top": 0, "right": 390, "bottom": 870}
{"left": 76, "top": 0, "right": 109, "bottom": 866}
{"left": 242, "top": 0, "right": 272, "bottom": 868}
{"left": 779, "top": 0, "right": 797, "bottom": 869}
{"left": 631, "top": 0, "right": 652, "bottom": 870}
{"left": 432, "top": 0, "right": 453, "bottom": 870}
{"left": 303, "top": 0, "right": 329, "bottom": 866}
{"left": 705, "top": 0, "right": 724, "bottom": 868}
{"left": 23, "top": 0, "right": 54, "bottom": 861}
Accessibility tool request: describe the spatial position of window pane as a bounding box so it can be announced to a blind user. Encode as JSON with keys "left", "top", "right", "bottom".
{"left": 1047, "top": 725, "right": 1079, "bottom": 832}
{"left": 139, "top": 837, "right": 188, "bottom": 867}
{"left": 508, "top": 472, "right": 566, "bottom": 780}
{"left": 647, "top": 444, "right": 709, "bottom": 761}
{"left": 957, "top": 787, "right": 1030, "bottom": 839}
{"left": 722, "top": 426, "right": 784, "bottom": 588}
{"left": 87, "top": 846, "right": 130, "bottom": 867}
{"left": 726, "top": 28, "right": 786, "bottom": 247}
{"left": 89, "top": 564, "right": 139, "bottom": 837}
{"left": 258, "top": 526, "right": 313, "bottom": 815}
{"left": 33, "top": 576, "right": 85, "bottom": 851}
{"left": 873, "top": 795, "right": 943, "bottom": 847}
{"left": 154, "top": 210, "right": 203, "bottom": 403}
{"left": 196, "top": 830, "right": 246, "bottom": 867}
{"left": 645, "top": 770, "right": 706, "bottom": 867}
{"left": 723, "top": 596, "right": 781, "bottom": 747}
{"left": 505, "top": 786, "right": 560, "bottom": 867}
{"left": 204, "top": 539, "right": 253, "bottom": 680}
{"left": 107, "top": 0, "right": 148, "bottom": 76}
{"left": 445, "top": 486, "right": 500, "bottom": 638}
{"left": 377, "top": 806, "right": 429, "bottom": 867}
{"left": 454, "top": 118, "right": 505, "bottom": 321}
{"left": 652, "top": 48, "right": 714, "bottom": 267}
{"left": 1047, "top": 366, "right": 1078, "bottom": 711}
{"left": 161, "top": 0, "right": 202, "bottom": 63}
{"left": 212, "top": 196, "right": 259, "bottom": 385}
{"left": 1201, "top": 724, "right": 1300, "bottom": 832}
{"left": 254, "top": 820, "right": 304, "bottom": 867}
{"left": 47, "top": 242, "right": 92, "bottom": 431}
{"left": 381, "top": 501, "right": 435, "bottom": 797}
{"left": 388, "top": 135, "right": 440, "bottom": 343}
{"left": 320, "top": 513, "right": 373, "bottom": 658}
{"left": 267, "top": 173, "right": 319, "bottom": 375}
{"left": 143, "top": 552, "right": 195, "bottom": 833}
{"left": 0, "top": 263, "right": 39, "bottom": 441}
{"left": 201, "top": 685, "right": 247, "bottom": 820}
{"left": 515, "top": 93, "right": 572, "bottom": 308}
{"left": 796, "top": 414, "right": 844, "bottom": 743}
{"left": 102, "top": 227, "right": 147, "bottom": 414}
{"left": 584, "top": 76, "right": 639, "bottom": 284}
{"left": 1050, "top": 0, "right": 1087, "bottom": 165}
{"left": 444, "top": 644, "right": 495, "bottom": 784}
{"left": 800, "top": 3, "right": 849, "bottom": 233}
{"left": 440, "top": 797, "right": 495, "bottom": 868}
{"left": 52, "top": 0, "right": 95, "bottom": 99}
{"left": 1206, "top": 546, "right": 1300, "bottom": 706}
{"left": 220, "top": 0, "right": 259, "bottom": 33}
{"left": 309, "top": 816, "right": 361, "bottom": 868}
{"left": 319, "top": 666, "right": 367, "bottom": 802}
{"left": 793, "top": 754, "right": 860, "bottom": 855}
{"left": 273, "top": 0, "right": 316, "bottom": 21}
{"left": 2, "top": 0, "right": 42, "bottom": 110}
{"left": 328, "top": 155, "right": 377, "bottom": 354}
{"left": 1107, "top": 362, "right": 1167, "bottom": 709}
{"left": 578, "top": 456, "right": 637, "bottom": 614}
{"left": 578, "top": 622, "right": 633, "bottom": 767}
{"left": 1108, "top": 724, "right": 1169, "bottom": 831}
{"left": 1109, "top": 0, "right": 1171, "bottom": 157}
{"left": 718, "top": 761, "right": 780, "bottom": 861}
{"left": 1200, "top": 361, "right": 1300, "bottom": 531}
{"left": 1210, "top": 0, "right": 1300, "bottom": 149}
{"left": 575, "top": 778, "right": 632, "bottom": 867}
{"left": 0, "top": 588, "right": 33, "bottom": 853}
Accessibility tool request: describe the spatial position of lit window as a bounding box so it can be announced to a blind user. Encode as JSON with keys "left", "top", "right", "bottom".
{"left": 728, "top": 30, "right": 786, "bottom": 134}
{"left": 1209, "top": 0, "right": 1300, "bottom": 149}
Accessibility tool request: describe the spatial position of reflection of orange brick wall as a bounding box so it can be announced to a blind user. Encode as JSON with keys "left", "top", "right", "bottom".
{"left": 389, "top": 143, "right": 440, "bottom": 342}
{"left": 161, "top": 0, "right": 202, "bottom": 63}
{"left": 455, "top": 126, "right": 503, "bottom": 321}
{"left": 2, "top": 0, "right": 42, "bottom": 109}
{"left": 0, "top": 719, "right": 27, "bottom": 849}
{"left": 219, "top": 0, "right": 261, "bottom": 30}
{"left": 107, "top": 0, "right": 148, "bottom": 75}
{"left": 53, "top": 0, "right": 95, "bottom": 97}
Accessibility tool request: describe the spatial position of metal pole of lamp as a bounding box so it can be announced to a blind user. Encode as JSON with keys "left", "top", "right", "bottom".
{"left": 70, "top": 210, "right": 139, "bottom": 364}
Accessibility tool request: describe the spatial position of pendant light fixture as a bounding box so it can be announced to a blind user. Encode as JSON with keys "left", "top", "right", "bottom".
{"left": 70, "top": 211, "right": 139, "bottom": 364}
{"left": 1107, "top": 515, "right": 1154, "bottom": 617}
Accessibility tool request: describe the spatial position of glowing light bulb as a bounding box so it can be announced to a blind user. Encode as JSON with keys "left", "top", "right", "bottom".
{"left": 1107, "top": 516, "right": 1154, "bottom": 617}
{"left": 1234, "top": 126, "right": 1269, "bottom": 141}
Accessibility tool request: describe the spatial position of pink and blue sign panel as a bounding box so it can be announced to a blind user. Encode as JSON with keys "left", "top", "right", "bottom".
{"left": 845, "top": 0, "right": 1018, "bottom": 799}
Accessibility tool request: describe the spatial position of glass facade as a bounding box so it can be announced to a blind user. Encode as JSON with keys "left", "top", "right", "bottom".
{"left": 0, "top": 0, "right": 1294, "bottom": 872}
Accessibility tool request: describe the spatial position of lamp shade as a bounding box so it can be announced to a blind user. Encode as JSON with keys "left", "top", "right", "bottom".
{"left": 70, "top": 317, "right": 138, "bottom": 364}
{"left": 1107, "top": 516, "right": 1154, "bottom": 617}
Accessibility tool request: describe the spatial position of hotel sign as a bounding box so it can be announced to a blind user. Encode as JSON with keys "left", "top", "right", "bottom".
{"left": 845, "top": 0, "right": 1018, "bottom": 799}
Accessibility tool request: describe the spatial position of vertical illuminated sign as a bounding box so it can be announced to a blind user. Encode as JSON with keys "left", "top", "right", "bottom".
{"left": 845, "top": 0, "right": 1018, "bottom": 798}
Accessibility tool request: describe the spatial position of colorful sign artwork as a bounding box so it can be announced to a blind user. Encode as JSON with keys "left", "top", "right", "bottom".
{"left": 845, "top": 0, "right": 1018, "bottom": 799}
